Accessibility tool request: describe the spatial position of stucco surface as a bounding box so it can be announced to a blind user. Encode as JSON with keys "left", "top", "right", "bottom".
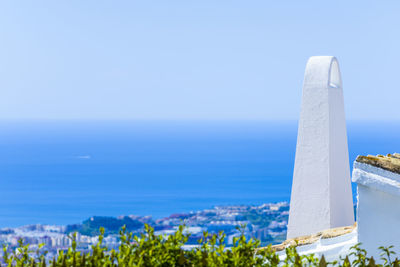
{"left": 274, "top": 226, "right": 357, "bottom": 262}
{"left": 353, "top": 162, "right": 400, "bottom": 196}
{"left": 353, "top": 159, "right": 400, "bottom": 260}
{"left": 271, "top": 223, "right": 356, "bottom": 252}
{"left": 287, "top": 56, "right": 354, "bottom": 239}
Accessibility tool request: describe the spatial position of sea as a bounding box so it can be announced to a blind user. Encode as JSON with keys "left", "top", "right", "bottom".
{"left": 0, "top": 120, "right": 399, "bottom": 228}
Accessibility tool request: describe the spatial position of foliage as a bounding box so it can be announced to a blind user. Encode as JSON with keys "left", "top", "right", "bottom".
{"left": 1, "top": 224, "right": 400, "bottom": 266}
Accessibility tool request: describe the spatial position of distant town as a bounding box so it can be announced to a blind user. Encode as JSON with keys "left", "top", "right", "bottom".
{"left": 0, "top": 203, "right": 288, "bottom": 259}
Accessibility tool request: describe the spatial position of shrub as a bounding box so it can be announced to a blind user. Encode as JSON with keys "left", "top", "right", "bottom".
{"left": 1, "top": 224, "right": 399, "bottom": 266}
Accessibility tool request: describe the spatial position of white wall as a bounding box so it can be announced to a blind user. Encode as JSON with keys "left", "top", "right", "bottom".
{"left": 356, "top": 176, "right": 400, "bottom": 259}
{"left": 284, "top": 232, "right": 356, "bottom": 261}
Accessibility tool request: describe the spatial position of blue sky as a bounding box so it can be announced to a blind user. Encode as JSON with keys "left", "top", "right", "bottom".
{"left": 0, "top": 1, "right": 399, "bottom": 120}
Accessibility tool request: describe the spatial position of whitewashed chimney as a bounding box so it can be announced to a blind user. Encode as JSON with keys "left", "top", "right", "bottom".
{"left": 287, "top": 56, "right": 354, "bottom": 239}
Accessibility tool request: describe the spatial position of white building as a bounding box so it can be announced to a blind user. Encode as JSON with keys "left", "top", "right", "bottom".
{"left": 352, "top": 153, "right": 400, "bottom": 259}
{"left": 275, "top": 56, "right": 400, "bottom": 262}
{"left": 275, "top": 154, "right": 400, "bottom": 262}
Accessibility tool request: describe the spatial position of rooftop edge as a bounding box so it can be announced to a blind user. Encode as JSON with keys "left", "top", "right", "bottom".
{"left": 259, "top": 223, "right": 356, "bottom": 252}
{"left": 356, "top": 153, "right": 400, "bottom": 175}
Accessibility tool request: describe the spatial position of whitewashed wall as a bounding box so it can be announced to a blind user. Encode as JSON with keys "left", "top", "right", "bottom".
{"left": 353, "top": 162, "right": 400, "bottom": 260}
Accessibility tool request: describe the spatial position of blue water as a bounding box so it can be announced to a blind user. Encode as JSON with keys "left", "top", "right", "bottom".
{"left": 0, "top": 120, "right": 399, "bottom": 228}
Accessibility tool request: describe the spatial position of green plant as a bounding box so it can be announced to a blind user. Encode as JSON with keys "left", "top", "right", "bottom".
{"left": 1, "top": 225, "right": 400, "bottom": 266}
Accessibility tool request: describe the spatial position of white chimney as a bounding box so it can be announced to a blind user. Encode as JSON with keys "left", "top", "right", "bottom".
{"left": 287, "top": 56, "right": 354, "bottom": 239}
